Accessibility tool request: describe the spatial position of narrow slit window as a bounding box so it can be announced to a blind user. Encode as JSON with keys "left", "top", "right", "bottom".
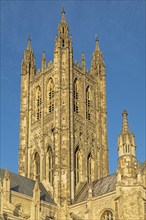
{"left": 86, "top": 86, "right": 91, "bottom": 120}
{"left": 36, "top": 87, "right": 41, "bottom": 121}
{"left": 62, "top": 39, "right": 65, "bottom": 48}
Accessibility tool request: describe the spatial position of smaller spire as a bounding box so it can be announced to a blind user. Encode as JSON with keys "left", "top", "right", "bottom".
{"left": 122, "top": 110, "right": 130, "bottom": 133}
{"left": 61, "top": 6, "right": 66, "bottom": 22}
{"left": 27, "top": 35, "right": 31, "bottom": 50}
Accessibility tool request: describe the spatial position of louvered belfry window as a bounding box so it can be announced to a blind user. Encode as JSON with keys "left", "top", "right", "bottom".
{"left": 48, "top": 78, "right": 54, "bottom": 113}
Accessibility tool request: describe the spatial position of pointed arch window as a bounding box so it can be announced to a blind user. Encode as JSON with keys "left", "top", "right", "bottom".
{"left": 34, "top": 152, "right": 40, "bottom": 180}
{"left": 86, "top": 86, "right": 91, "bottom": 120}
{"left": 101, "top": 210, "right": 113, "bottom": 220}
{"left": 48, "top": 78, "right": 54, "bottom": 113}
{"left": 74, "top": 79, "right": 79, "bottom": 113}
{"left": 87, "top": 153, "right": 92, "bottom": 182}
{"left": 46, "top": 147, "right": 53, "bottom": 185}
{"left": 62, "top": 39, "right": 65, "bottom": 48}
{"left": 36, "top": 87, "right": 42, "bottom": 120}
{"left": 75, "top": 147, "right": 80, "bottom": 186}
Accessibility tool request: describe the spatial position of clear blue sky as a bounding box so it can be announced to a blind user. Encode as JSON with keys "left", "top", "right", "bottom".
{"left": 1, "top": 1, "right": 145, "bottom": 174}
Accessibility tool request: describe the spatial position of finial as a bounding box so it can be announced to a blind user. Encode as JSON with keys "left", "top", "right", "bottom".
{"left": 61, "top": 6, "right": 66, "bottom": 22}
{"left": 122, "top": 110, "right": 129, "bottom": 133}
{"left": 62, "top": 6, "right": 65, "bottom": 14}
{"left": 27, "top": 35, "right": 31, "bottom": 50}
{"left": 95, "top": 34, "right": 99, "bottom": 42}
{"left": 42, "top": 51, "right": 46, "bottom": 59}
{"left": 95, "top": 34, "right": 99, "bottom": 51}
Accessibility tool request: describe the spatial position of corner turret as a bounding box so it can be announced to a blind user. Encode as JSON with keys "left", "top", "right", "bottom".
{"left": 21, "top": 36, "right": 36, "bottom": 77}
{"left": 117, "top": 110, "right": 137, "bottom": 182}
{"left": 91, "top": 35, "right": 105, "bottom": 76}
{"left": 57, "top": 7, "right": 69, "bottom": 49}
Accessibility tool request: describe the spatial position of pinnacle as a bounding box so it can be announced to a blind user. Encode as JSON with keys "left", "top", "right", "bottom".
{"left": 95, "top": 34, "right": 99, "bottom": 51}
{"left": 61, "top": 6, "right": 66, "bottom": 23}
{"left": 42, "top": 51, "right": 46, "bottom": 59}
{"left": 62, "top": 6, "right": 65, "bottom": 15}
{"left": 27, "top": 35, "right": 32, "bottom": 50}
{"left": 122, "top": 110, "right": 130, "bottom": 133}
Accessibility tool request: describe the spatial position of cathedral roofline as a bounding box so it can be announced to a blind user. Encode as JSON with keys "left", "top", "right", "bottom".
{"left": 0, "top": 168, "right": 55, "bottom": 205}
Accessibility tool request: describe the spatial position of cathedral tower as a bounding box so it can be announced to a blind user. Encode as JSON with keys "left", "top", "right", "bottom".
{"left": 18, "top": 9, "right": 109, "bottom": 209}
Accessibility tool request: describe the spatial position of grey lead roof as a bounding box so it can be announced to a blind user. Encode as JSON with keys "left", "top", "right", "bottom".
{"left": 74, "top": 173, "right": 117, "bottom": 203}
{"left": 0, "top": 168, "right": 55, "bottom": 205}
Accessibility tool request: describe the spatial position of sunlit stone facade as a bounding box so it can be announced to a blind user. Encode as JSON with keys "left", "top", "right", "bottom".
{"left": 0, "top": 9, "right": 145, "bottom": 220}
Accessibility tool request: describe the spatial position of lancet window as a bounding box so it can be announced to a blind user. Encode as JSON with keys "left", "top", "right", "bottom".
{"left": 36, "top": 86, "right": 41, "bottom": 120}
{"left": 74, "top": 79, "right": 79, "bottom": 113}
{"left": 75, "top": 146, "right": 81, "bottom": 186}
{"left": 48, "top": 78, "right": 54, "bottom": 113}
{"left": 101, "top": 210, "right": 113, "bottom": 220}
{"left": 86, "top": 86, "right": 91, "bottom": 120}
{"left": 46, "top": 147, "right": 53, "bottom": 185}
{"left": 87, "top": 153, "right": 92, "bottom": 182}
{"left": 34, "top": 152, "right": 40, "bottom": 180}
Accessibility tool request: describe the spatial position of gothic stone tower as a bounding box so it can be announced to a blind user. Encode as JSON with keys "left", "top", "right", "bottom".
{"left": 18, "top": 9, "right": 108, "bottom": 211}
